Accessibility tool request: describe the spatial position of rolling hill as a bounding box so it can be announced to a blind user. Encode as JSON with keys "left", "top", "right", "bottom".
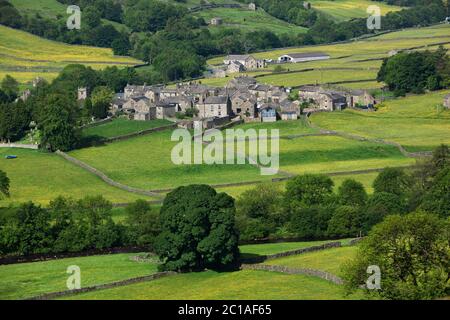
{"left": 0, "top": 24, "right": 142, "bottom": 85}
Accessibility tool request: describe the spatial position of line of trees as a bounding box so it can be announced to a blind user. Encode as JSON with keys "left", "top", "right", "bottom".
{"left": 0, "top": 196, "right": 160, "bottom": 256}
{"left": 378, "top": 46, "right": 450, "bottom": 96}
{"left": 0, "top": 64, "right": 146, "bottom": 150}
{"left": 236, "top": 145, "right": 450, "bottom": 241}
{"left": 1, "top": 145, "right": 448, "bottom": 260}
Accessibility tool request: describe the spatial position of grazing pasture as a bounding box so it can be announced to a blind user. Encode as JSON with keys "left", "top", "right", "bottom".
{"left": 239, "top": 240, "right": 348, "bottom": 258}
{"left": 0, "top": 253, "right": 159, "bottom": 300}
{"left": 308, "top": 0, "right": 402, "bottom": 22}
{"left": 266, "top": 246, "right": 358, "bottom": 275}
{"left": 63, "top": 269, "right": 362, "bottom": 300}
{"left": 278, "top": 135, "right": 414, "bottom": 175}
{"left": 0, "top": 25, "right": 141, "bottom": 85}
{"left": 311, "top": 90, "right": 450, "bottom": 152}
{"left": 195, "top": 7, "right": 307, "bottom": 35}
{"left": 69, "top": 129, "right": 275, "bottom": 191}
{"left": 0, "top": 148, "right": 154, "bottom": 206}
{"left": 82, "top": 118, "right": 173, "bottom": 139}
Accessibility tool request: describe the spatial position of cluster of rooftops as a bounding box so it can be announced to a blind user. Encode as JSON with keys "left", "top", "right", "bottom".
{"left": 108, "top": 76, "right": 377, "bottom": 125}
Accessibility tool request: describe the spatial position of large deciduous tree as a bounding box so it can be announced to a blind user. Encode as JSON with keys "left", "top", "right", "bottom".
{"left": 39, "top": 94, "right": 80, "bottom": 151}
{"left": 342, "top": 212, "right": 450, "bottom": 300}
{"left": 154, "top": 185, "right": 239, "bottom": 271}
{"left": 90, "top": 86, "right": 114, "bottom": 119}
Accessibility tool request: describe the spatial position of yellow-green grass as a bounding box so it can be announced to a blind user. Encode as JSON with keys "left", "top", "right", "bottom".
{"left": 82, "top": 118, "right": 173, "bottom": 139}
{"left": 195, "top": 8, "right": 307, "bottom": 35}
{"left": 69, "top": 129, "right": 276, "bottom": 191}
{"left": 232, "top": 118, "right": 318, "bottom": 137}
{"left": 9, "top": 0, "right": 66, "bottom": 18}
{"left": 253, "top": 68, "right": 379, "bottom": 87}
{"left": 0, "top": 25, "right": 141, "bottom": 84}
{"left": 207, "top": 24, "right": 450, "bottom": 65}
{"left": 311, "top": 90, "right": 450, "bottom": 152}
{"left": 0, "top": 253, "right": 159, "bottom": 300}
{"left": 308, "top": 0, "right": 402, "bottom": 22}
{"left": 266, "top": 246, "right": 358, "bottom": 276}
{"left": 278, "top": 135, "right": 414, "bottom": 176}
{"left": 9, "top": 0, "right": 130, "bottom": 32}
{"left": 0, "top": 148, "right": 154, "bottom": 206}
{"left": 239, "top": 239, "right": 349, "bottom": 257}
{"left": 62, "top": 269, "right": 363, "bottom": 300}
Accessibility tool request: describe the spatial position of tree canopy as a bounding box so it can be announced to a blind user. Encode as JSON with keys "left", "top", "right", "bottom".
{"left": 154, "top": 185, "right": 239, "bottom": 271}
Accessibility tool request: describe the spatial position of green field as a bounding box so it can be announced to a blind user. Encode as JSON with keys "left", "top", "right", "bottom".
{"left": 0, "top": 25, "right": 141, "bottom": 85}
{"left": 308, "top": 0, "right": 402, "bottom": 21}
{"left": 82, "top": 118, "right": 173, "bottom": 139}
{"left": 240, "top": 240, "right": 347, "bottom": 258}
{"left": 311, "top": 90, "right": 450, "bottom": 152}
{"left": 205, "top": 24, "right": 450, "bottom": 89}
{"left": 0, "top": 253, "right": 159, "bottom": 300}
{"left": 70, "top": 129, "right": 275, "bottom": 191}
{"left": 0, "top": 240, "right": 364, "bottom": 300}
{"left": 267, "top": 246, "right": 358, "bottom": 275}
{"left": 63, "top": 269, "right": 362, "bottom": 300}
{"left": 0, "top": 148, "right": 155, "bottom": 206}
{"left": 195, "top": 7, "right": 307, "bottom": 35}
{"left": 278, "top": 135, "right": 414, "bottom": 175}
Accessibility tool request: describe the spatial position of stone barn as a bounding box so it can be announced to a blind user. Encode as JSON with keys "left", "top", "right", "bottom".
{"left": 444, "top": 94, "right": 450, "bottom": 109}
{"left": 210, "top": 17, "right": 223, "bottom": 25}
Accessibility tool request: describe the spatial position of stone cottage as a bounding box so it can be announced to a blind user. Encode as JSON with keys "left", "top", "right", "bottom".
{"left": 198, "top": 96, "right": 231, "bottom": 118}
{"left": 223, "top": 55, "right": 265, "bottom": 71}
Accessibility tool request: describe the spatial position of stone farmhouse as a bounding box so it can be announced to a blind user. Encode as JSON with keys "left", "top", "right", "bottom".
{"left": 278, "top": 52, "right": 330, "bottom": 63}
{"left": 444, "top": 93, "right": 450, "bottom": 109}
{"left": 298, "top": 85, "right": 376, "bottom": 112}
{"left": 223, "top": 55, "right": 266, "bottom": 73}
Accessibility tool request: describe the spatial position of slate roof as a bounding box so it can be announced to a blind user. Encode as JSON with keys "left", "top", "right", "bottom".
{"left": 204, "top": 96, "right": 228, "bottom": 104}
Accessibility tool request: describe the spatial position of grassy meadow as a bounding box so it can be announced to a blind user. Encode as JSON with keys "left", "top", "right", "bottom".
{"left": 0, "top": 25, "right": 141, "bottom": 85}
{"left": 82, "top": 118, "right": 173, "bottom": 139}
{"left": 278, "top": 135, "right": 415, "bottom": 175}
{"left": 0, "top": 253, "right": 159, "bottom": 300}
{"left": 195, "top": 7, "right": 307, "bottom": 35}
{"left": 239, "top": 239, "right": 348, "bottom": 258}
{"left": 0, "top": 148, "right": 156, "bottom": 206}
{"left": 63, "top": 269, "right": 362, "bottom": 300}
{"left": 205, "top": 24, "right": 450, "bottom": 89}
{"left": 69, "top": 129, "right": 276, "bottom": 191}
{"left": 308, "top": 0, "right": 403, "bottom": 21}
{"left": 311, "top": 90, "right": 450, "bottom": 152}
{"left": 266, "top": 246, "right": 358, "bottom": 275}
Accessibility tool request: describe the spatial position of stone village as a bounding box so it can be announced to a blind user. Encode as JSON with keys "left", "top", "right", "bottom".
{"left": 98, "top": 73, "right": 377, "bottom": 130}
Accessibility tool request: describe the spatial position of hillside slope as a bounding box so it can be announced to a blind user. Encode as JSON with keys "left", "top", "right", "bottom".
{"left": 0, "top": 25, "right": 142, "bottom": 84}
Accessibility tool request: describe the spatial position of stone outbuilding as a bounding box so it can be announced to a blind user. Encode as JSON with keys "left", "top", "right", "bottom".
{"left": 210, "top": 17, "right": 223, "bottom": 25}
{"left": 444, "top": 93, "right": 450, "bottom": 109}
